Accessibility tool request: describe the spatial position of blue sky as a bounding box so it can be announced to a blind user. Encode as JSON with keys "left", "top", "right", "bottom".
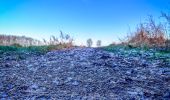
{"left": 0, "top": 0, "right": 169, "bottom": 46}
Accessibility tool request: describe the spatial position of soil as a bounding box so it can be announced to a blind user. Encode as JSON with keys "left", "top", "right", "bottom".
{"left": 0, "top": 47, "right": 170, "bottom": 99}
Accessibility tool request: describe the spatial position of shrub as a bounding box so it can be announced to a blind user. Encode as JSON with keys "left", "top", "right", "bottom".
{"left": 162, "top": 12, "right": 170, "bottom": 34}
{"left": 11, "top": 43, "right": 22, "bottom": 47}
{"left": 127, "top": 16, "right": 166, "bottom": 48}
{"left": 162, "top": 12, "right": 170, "bottom": 49}
{"left": 165, "top": 39, "right": 170, "bottom": 51}
{"left": 43, "top": 31, "right": 74, "bottom": 49}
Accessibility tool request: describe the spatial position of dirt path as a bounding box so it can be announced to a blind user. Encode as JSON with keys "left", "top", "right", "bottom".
{"left": 0, "top": 48, "right": 170, "bottom": 99}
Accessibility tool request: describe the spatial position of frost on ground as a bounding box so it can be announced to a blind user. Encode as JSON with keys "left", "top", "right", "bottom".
{"left": 0, "top": 47, "right": 170, "bottom": 99}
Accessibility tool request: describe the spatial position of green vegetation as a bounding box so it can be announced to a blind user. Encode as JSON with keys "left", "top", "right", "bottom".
{"left": 0, "top": 14, "right": 170, "bottom": 53}
{"left": 102, "top": 44, "right": 138, "bottom": 52}
{"left": 102, "top": 42, "right": 169, "bottom": 59}
{"left": 0, "top": 31, "right": 75, "bottom": 54}
{"left": 0, "top": 44, "right": 74, "bottom": 54}
{"left": 102, "top": 13, "right": 170, "bottom": 54}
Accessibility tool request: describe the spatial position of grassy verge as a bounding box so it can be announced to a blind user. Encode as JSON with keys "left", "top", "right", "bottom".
{"left": 103, "top": 44, "right": 170, "bottom": 52}
{"left": 102, "top": 45, "right": 139, "bottom": 52}
{"left": 0, "top": 44, "right": 73, "bottom": 54}
{"left": 102, "top": 45, "right": 170, "bottom": 60}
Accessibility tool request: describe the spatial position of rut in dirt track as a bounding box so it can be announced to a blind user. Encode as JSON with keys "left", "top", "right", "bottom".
{"left": 0, "top": 47, "right": 170, "bottom": 99}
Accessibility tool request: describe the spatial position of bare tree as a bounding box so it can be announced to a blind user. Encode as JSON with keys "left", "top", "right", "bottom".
{"left": 86, "top": 38, "right": 93, "bottom": 47}
{"left": 127, "top": 16, "right": 166, "bottom": 47}
{"left": 96, "top": 40, "right": 102, "bottom": 47}
{"left": 162, "top": 12, "right": 170, "bottom": 47}
{"left": 162, "top": 12, "right": 170, "bottom": 38}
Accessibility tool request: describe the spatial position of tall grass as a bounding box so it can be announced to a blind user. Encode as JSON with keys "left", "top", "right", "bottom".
{"left": 126, "top": 16, "right": 167, "bottom": 48}
{"left": 42, "top": 31, "right": 74, "bottom": 48}
{"left": 0, "top": 31, "right": 74, "bottom": 53}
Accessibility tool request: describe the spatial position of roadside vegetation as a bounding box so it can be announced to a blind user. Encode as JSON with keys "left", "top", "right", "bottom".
{"left": 104, "top": 12, "right": 170, "bottom": 54}
{"left": 1, "top": 12, "right": 170, "bottom": 100}
{"left": 0, "top": 31, "right": 75, "bottom": 53}
{"left": 0, "top": 12, "right": 170, "bottom": 54}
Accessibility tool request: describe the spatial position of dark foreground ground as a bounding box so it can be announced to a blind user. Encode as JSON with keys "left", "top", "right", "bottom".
{"left": 0, "top": 47, "right": 170, "bottom": 100}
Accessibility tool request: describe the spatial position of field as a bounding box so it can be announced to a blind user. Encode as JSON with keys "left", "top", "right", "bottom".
{"left": 1, "top": 0, "right": 170, "bottom": 99}
{"left": 0, "top": 46, "right": 170, "bottom": 99}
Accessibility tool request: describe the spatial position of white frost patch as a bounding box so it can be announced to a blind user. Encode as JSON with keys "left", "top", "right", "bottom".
{"left": 27, "top": 65, "right": 38, "bottom": 72}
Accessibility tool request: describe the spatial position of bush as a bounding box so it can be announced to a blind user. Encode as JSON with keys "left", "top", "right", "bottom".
{"left": 164, "top": 39, "right": 170, "bottom": 51}
{"left": 11, "top": 43, "right": 22, "bottom": 47}
{"left": 127, "top": 16, "right": 166, "bottom": 48}
{"left": 43, "top": 31, "right": 74, "bottom": 48}
{"left": 165, "top": 39, "right": 170, "bottom": 47}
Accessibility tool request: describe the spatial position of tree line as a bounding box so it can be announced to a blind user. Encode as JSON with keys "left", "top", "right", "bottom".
{"left": 0, "top": 34, "right": 42, "bottom": 46}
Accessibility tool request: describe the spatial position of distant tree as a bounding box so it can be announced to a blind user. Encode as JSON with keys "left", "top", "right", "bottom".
{"left": 86, "top": 38, "right": 93, "bottom": 47}
{"left": 96, "top": 40, "right": 102, "bottom": 47}
{"left": 0, "top": 34, "right": 42, "bottom": 46}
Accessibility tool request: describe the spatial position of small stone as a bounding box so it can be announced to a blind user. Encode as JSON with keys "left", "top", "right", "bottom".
{"left": 100, "top": 55, "right": 111, "bottom": 59}
{"left": 72, "top": 81, "right": 79, "bottom": 86}
{"left": 53, "top": 78, "right": 60, "bottom": 85}
{"left": 30, "top": 84, "right": 39, "bottom": 90}
{"left": 164, "top": 90, "right": 170, "bottom": 98}
{"left": 125, "top": 77, "right": 133, "bottom": 83}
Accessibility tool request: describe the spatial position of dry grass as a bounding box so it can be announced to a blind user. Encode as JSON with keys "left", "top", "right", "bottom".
{"left": 127, "top": 16, "right": 167, "bottom": 48}
{"left": 0, "top": 31, "right": 74, "bottom": 52}
{"left": 42, "top": 31, "right": 74, "bottom": 49}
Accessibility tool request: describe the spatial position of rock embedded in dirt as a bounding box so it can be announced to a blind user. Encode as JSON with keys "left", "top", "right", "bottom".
{"left": 0, "top": 47, "right": 170, "bottom": 99}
